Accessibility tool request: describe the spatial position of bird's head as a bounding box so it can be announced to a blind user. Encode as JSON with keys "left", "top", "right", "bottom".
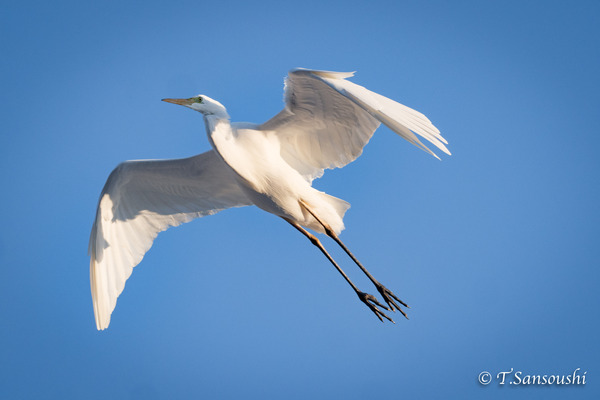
{"left": 162, "top": 95, "right": 229, "bottom": 118}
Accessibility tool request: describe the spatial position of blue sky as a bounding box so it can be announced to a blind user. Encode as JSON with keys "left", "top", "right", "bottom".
{"left": 1, "top": 0, "right": 599, "bottom": 398}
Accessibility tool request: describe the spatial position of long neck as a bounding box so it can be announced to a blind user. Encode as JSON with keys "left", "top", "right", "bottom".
{"left": 204, "top": 114, "right": 233, "bottom": 155}
{"left": 203, "top": 113, "right": 261, "bottom": 191}
{"left": 203, "top": 113, "right": 251, "bottom": 187}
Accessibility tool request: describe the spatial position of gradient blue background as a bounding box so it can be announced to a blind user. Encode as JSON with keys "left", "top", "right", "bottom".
{"left": 1, "top": 1, "right": 598, "bottom": 398}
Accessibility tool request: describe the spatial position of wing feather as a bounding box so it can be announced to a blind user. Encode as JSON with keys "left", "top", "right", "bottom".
{"left": 260, "top": 69, "right": 450, "bottom": 180}
{"left": 89, "top": 150, "right": 252, "bottom": 330}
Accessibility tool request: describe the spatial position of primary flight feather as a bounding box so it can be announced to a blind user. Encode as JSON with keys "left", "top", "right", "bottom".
{"left": 89, "top": 68, "right": 450, "bottom": 330}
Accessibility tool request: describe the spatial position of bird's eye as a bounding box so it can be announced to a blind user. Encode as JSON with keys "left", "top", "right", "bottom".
{"left": 195, "top": 97, "right": 203, "bottom": 103}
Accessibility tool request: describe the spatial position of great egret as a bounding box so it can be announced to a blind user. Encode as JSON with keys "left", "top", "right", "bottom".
{"left": 89, "top": 68, "right": 450, "bottom": 330}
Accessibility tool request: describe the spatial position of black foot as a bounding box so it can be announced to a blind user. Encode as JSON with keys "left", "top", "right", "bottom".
{"left": 375, "top": 282, "right": 409, "bottom": 319}
{"left": 357, "top": 291, "right": 395, "bottom": 323}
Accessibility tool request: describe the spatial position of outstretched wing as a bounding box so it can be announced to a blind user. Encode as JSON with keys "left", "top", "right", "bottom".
{"left": 89, "top": 150, "right": 252, "bottom": 330}
{"left": 260, "top": 68, "right": 450, "bottom": 182}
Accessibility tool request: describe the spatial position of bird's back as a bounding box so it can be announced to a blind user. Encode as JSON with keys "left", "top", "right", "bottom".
{"left": 215, "top": 124, "right": 349, "bottom": 234}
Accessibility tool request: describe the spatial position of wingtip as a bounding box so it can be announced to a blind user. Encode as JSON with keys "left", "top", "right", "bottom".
{"left": 433, "top": 148, "right": 452, "bottom": 160}
{"left": 90, "top": 257, "right": 113, "bottom": 331}
{"left": 95, "top": 315, "right": 111, "bottom": 330}
{"left": 291, "top": 68, "right": 355, "bottom": 80}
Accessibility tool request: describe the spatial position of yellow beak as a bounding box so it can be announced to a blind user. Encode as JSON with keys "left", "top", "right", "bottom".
{"left": 161, "top": 98, "right": 194, "bottom": 106}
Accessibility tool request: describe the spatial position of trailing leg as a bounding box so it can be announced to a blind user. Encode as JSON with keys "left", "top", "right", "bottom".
{"left": 299, "top": 201, "right": 409, "bottom": 319}
{"left": 283, "top": 217, "right": 394, "bottom": 323}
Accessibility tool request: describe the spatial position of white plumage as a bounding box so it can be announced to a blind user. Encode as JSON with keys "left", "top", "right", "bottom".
{"left": 89, "top": 68, "right": 450, "bottom": 330}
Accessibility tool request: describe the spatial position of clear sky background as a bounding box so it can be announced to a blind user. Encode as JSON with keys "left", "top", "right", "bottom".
{"left": 1, "top": 1, "right": 599, "bottom": 399}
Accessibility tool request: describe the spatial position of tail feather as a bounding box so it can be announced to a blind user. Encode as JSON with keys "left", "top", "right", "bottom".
{"left": 302, "top": 192, "right": 350, "bottom": 235}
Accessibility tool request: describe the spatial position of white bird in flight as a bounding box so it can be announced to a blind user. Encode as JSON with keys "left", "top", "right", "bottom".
{"left": 89, "top": 68, "right": 450, "bottom": 330}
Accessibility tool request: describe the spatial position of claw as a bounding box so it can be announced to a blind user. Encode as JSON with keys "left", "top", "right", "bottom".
{"left": 375, "top": 282, "right": 409, "bottom": 320}
{"left": 357, "top": 291, "right": 395, "bottom": 323}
